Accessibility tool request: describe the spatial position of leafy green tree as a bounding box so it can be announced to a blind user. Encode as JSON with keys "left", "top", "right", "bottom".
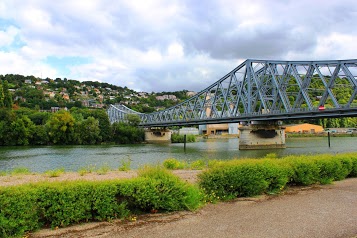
{"left": 46, "top": 110, "right": 76, "bottom": 144}
{"left": 0, "top": 83, "right": 4, "bottom": 108}
{"left": 125, "top": 113, "right": 141, "bottom": 126}
{"left": 89, "top": 109, "right": 111, "bottom": 142}
{"left": 2, "top": 80, "right": 13, "bottom": 108}
{"left": 31, "top": 125, "right": 49, "bottom": 145}
{"left": 8, "top": 116, "right": 35, "bottom": 145}
{"left": 111, "top": 122, "right": 144, "bottom": 144}
{"left": 78, "top": 116, "right": 101, "bottom": 144}
{"left": 28, "top": 112, "right": 51, "bottom": 125}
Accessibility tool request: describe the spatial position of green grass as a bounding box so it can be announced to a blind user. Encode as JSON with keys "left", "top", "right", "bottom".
{"left": 119, "top": 157, "right": 132, "bottom": 171}
{"left": 96, "top": 164, "right": 111, "bottom": 175}
{"left": 45, "top": 168, "right": 65, "bottom": 177}
{"left": 78, "top": 164, "right": 97, "bottom": 176}
{"left": 10, "top": 167, "right": 32, "bottom": 176}
{"left": 163, "top": 158, "right": 187, "bottom": 170}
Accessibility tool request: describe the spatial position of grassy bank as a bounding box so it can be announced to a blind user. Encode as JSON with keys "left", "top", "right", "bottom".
{"left": 1, "top": 153, "right": 357, "bottom": 237}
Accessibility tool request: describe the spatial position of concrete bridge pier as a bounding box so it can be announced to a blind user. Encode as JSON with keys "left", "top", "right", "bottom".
{"left": 145, "top": 127, "right": 172, "bottom": 143}
{"left": 238, "top": 121, "right": 285, "bottom": 150}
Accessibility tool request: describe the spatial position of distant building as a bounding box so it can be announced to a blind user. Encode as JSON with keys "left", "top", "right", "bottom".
{"left": 186, "top": 91, "right": 196, "bottom": 97}
{"left": 285, "top": 123, "right": 324, "bottom": 134}
{"left": 179, "top": 127, "right": 199, "bottom": 135}
{"left": 156, "top": 95, "right": 177, "bottom": 101}
{"left": 199, "top": 123, "right": 240, "bottom": 136}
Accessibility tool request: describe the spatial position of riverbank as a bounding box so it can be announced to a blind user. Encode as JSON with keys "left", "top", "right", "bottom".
{"left": 0, "top": 169, "right": 200, "bottom": 187}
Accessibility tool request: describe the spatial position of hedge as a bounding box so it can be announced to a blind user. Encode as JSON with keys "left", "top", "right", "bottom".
{"left": 0, "top": 167, "right": 202, "bottom": 238}
{"left": 198, "top": 153, "right": 357, "bottom": 201}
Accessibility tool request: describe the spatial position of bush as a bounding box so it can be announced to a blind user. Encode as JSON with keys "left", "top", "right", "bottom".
{"left": 0, "top": 167, "right": 202, "bottom": 236}
{"left": 131, "top": 166, "right": 202, "bottom": 211}
{"left": 199, "top": 153, "right": 357, "bottom": 202}
{"left": 349, "top": 154, "right": 357, "bottom": 177}
{"left": 45, "top": 168, "right": 65, "bottom": 177}
{"left": 285, "top": 156, "right": 320, "bottom": 186}
{"left": 171, "top": 134, "right": 196, "bottom": 143}
{"left": 10, "top": 167, "right": 31, "bottom": 176}
{"left": 190, "top": 160, "right": 206, "bottom": 170}
{"left": 0, "top": 186, "right": 40, "bottom": 237}
{"left": 163, "top": 158, "right": 186, "bottom": 170}
{"left": 199, "top": 160, "right": 272, "bottom": 200}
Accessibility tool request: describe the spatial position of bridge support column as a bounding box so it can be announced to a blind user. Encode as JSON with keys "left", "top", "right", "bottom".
{"left": 145, "top": 128, "right": 172, "bottom": 143}
{"left": 238, "top": 122, "right": 285, "bottom": 150}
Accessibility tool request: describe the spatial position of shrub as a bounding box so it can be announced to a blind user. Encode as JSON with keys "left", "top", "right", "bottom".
{"left": 190, "top": 160, "right": 206, "bottom": 170}
{"left": 171, "top": 134, "right": 196, "bottom": 143}
{"left": 349, "top": 153, "right": 357, "bottom": 177}
{"left": 286, "top": 156, "right": 320, "bottom": 185}
{"left": 163, "top": 158, "right": 186, "bottom": 170}
{"left": 118, "top": 157, "right": 131, "bottom": 171}
{"left": 0, "top": 167, "right": 202, "bottom": 236}
{"left": 0, "top": 186, "right": 40, "bottom": 237}
{"left": 129, "top": 166, "right": 202, "bottom": 211}
{"left": 10, "top": 167, "right": 31, "bottom": 176}
{"left": 45, "top": 168, "right": 65, "bottom": 177}
{"left": 36, "top": 182, "right": 93, "bottom": 228}
{"left": 199, "top": 160, "right": 270, "bottom": 200}
{"left": 96, "top": 164, "right": 111, "bottom": 175}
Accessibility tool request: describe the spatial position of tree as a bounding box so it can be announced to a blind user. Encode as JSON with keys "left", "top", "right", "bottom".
{"left": 78, "top": 116, "right": 101, "bottom": 144}
{"left": 125, "top": 113, "right": 141, "bottom": 126}
{"left": 46, "top": 110, "right": 76, "bottom": 144}
{"left": 2, "top": 80, "right": 13, "bottom": 108}
{"left": 111, "top": 122, "right": 144, "bottom": 144}
{"left": 8, "top": 116, "right": 35, "bottom": 145}
{"left": 0, "top": 83, "right": 4, "bottom": 108}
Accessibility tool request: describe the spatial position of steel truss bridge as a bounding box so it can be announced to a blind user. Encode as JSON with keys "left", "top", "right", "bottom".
{"left": 108, "top": 59, "right": 357, "bottom": 127}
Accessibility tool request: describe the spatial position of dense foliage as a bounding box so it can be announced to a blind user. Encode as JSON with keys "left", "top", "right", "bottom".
{"left": 0, "top": 108, "right": 143, "bottom": 146}
{"left": 0, "top": 167, "right": 202, "bottom": 237}
{"left": 198, "top": 153, "right": 357, "bottom": 201}
{"left": 171, "top": 133, "right": 196, "bottom": 143}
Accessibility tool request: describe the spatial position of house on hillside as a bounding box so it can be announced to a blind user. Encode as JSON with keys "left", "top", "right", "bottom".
{"left": 285, "top": 123, "right": 323, "bottom": 134}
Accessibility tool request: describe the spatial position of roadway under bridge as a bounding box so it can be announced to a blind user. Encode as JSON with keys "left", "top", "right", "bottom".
{"left": 107, "top": 59, "right": 357, "bottom": 149}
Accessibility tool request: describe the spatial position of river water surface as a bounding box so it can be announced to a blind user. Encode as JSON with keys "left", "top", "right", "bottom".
{"left": 0, "top": 137, "right": 356, "bottom": 173}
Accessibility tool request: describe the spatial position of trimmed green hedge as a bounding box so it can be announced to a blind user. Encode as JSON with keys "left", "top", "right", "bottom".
{"left": 199, "top": 153, "right": 357, "bottom": 201}
{"left": 1, "top": 153, "right": 357, "bottom": 237}
{"left": 0, "top": 167, "right": 202, "bottom": 237}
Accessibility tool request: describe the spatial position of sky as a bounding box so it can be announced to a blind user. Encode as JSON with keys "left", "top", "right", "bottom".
{"left": 0, "top": 0, "right": 357, "bottom": 92}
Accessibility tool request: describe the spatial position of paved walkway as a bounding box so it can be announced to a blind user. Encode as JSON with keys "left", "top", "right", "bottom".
{"left": 32, "top": 178, "right": 357, "bottom": 238}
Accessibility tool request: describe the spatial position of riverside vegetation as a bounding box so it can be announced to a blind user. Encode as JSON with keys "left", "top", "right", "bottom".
{"left": 1, "top": 153, "right": 357, "bottom": 237}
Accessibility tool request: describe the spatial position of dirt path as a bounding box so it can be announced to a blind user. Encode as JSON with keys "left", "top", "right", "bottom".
{"left": 29, "top": 178, "right": 357, "bottom": 238}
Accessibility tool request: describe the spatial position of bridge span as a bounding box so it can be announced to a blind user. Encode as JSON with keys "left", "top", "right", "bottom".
{"left": 107, "top": 59, "right": 357, "bottom": 149}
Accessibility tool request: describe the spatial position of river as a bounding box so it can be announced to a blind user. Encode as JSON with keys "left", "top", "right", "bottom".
{"left": 0, "top": 137, "right": 356, "bottom": 173}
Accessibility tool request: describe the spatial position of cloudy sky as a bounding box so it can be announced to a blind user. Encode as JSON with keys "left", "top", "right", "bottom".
{"left": 0, "top": 0, "right": 356, "bottom": 92}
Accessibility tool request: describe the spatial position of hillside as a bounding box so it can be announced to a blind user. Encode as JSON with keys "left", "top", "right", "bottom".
{"left": 0, "top": 74, "right": 194, "bottom": 112}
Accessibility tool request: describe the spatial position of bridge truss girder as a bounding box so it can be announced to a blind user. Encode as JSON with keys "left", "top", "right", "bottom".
{"left": 108, "top": 59, "right": 357, "bottom": 127}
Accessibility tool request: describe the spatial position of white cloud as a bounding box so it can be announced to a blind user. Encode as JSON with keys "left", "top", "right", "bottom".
{"left": 0, "top": 26, "right": 19, "bottom": 47}
{"left": 0, "top": 0, "right": 357, "bottom": 92}
{"left": 0, "top": 51, "right": 58, "bottom": 78}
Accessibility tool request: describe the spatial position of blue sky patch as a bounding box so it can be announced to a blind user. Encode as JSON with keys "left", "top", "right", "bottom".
{"left": 44, "top": 56, "right": 92, "bottom": 76}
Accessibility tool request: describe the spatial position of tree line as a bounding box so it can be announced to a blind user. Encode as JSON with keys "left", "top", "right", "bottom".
{"left": 0, "top": 108, "right": 144, "bottom": 146}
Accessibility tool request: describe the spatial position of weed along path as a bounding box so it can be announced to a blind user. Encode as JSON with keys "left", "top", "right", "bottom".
{"left": 30, "top": 178, "right": 357, "bottom": 238}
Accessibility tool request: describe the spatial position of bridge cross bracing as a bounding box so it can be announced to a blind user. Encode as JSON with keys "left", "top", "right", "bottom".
{"left": 107, "top": 59, "right": 357, "bottom": 127}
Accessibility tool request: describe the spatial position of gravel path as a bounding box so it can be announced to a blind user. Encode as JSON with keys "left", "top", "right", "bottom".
{"left": 30, "top": 178, "right": 357, "bottom": 238}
